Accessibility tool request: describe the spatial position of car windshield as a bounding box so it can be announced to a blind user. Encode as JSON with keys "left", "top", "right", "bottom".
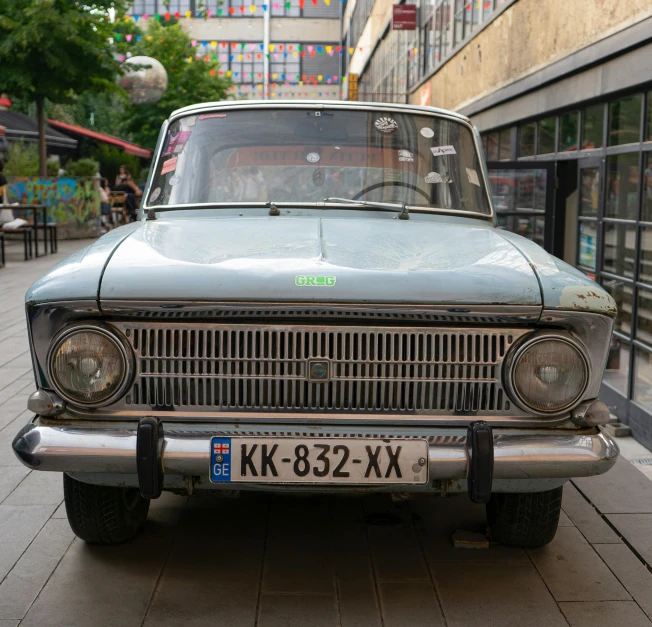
{"left": 147, "top": 107, "right": 492, "bottom": 215}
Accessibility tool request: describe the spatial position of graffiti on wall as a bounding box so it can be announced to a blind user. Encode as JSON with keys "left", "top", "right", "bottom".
{"left": 7, "top": 177, "right": 100, "bottom": 227}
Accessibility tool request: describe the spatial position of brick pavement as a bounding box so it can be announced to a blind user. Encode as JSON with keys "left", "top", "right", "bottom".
{"left": 1, "top": 236, "right": 652, "bottom": 626}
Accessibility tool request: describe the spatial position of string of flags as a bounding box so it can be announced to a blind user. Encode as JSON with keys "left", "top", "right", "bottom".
{"left": 112, "top": 36, "right": 363, "bottom": 57}
{"left": 122, "top": 0, "right": 344, "bottom": 22}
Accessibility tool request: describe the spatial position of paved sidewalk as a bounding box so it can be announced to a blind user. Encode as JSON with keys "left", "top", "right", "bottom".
{"left": 1, "top": 237, "right": 652, "bottom": 627}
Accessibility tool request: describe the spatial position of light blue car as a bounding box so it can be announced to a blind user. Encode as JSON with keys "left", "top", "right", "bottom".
{"left": 13, "top": 101, "right": 618, "bottom": 548}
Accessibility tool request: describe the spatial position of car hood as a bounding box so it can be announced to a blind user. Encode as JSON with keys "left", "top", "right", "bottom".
{"left": 98, "top": 215, "right": 542, "bottom": 307}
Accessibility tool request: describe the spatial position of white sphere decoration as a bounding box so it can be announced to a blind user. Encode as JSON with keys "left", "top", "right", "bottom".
{"left": 118, "top": 56, "right": 168, "bottom": 105}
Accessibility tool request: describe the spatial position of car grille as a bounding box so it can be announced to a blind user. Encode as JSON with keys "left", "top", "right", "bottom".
{"left": 112, "top": 323, "right": 531, "bottom": 416}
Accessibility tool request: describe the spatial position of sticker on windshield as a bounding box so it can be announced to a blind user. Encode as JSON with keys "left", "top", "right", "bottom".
{"left": 420, "top": 127, "right": 434, "bottom": 138}
{"left": 398, "top": 149, "right": 414, "bottom": 162}
{"left": 149, "top": 187, "right": 161, "bottom": 203}
{"left": 169, "top": 174, "right": 181, "bottom": 186}
{"left": 306, "top": 152, "right": 321, "bottom": 163}
{"left": 164, "top": 130, "right": 192, "bottom": 157}
{"left": 161, "top": 157, "right": 177, "bottom": 175}
{"left": 466, "top": 167, "right": 481, "bottom": 186}
{"left": 375, "top": 117, "right": 398, "bottom": 134}
{"left": 186, "top": 116, "right": 197, "bottom": 127}
{"left": 430, "top": 145, "right": 457, "bottom": 157}
{"left": 199, "top": 113, "right": 227, "bottom": 120}
{"left": 425, "top": 171, "right": 445, "bottom": 184}
{"left": 295, "top": 275, "right": 336, "bottom": 287}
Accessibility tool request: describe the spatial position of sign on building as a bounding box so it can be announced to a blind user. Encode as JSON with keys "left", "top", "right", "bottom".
{"left": 392, "top": 5, "right": 417, "bottom": 30}
{"left": 348, "top": 74, "right": 358, "bottom": 101}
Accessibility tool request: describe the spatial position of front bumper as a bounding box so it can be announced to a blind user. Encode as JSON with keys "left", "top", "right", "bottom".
{"left": 13, "top": 418, "right": 618, "bottom": 485}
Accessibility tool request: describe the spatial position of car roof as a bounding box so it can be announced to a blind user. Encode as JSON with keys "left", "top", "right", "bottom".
{"left": 169, "top": 100, "right": 472, "bottom": 124}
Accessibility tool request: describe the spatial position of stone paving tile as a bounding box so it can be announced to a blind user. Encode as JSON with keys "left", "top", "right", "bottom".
{"left": 331, "top": 499, "right": 382, "bottom": 627}
{"left": 573, "top": 458, "right": 652, "bottom": 514}
{"left": 19, "top": 496, "right": 185, "bottom": 627}
{"left": 0, "top": 620, "right": 19, "bottom": 627}
{"left": 51, "top": 502, "right": 67, "bottom": 519}
{"left": 0, "top": 382, "right": 34, "bottom": 431}
{"left": 411, "top": 495, "right": 529, "bottom": 563}
{"left": 2, "top": 469, "right": 63, "bottom": 506}
{"left": 605, "top": 514, "right": 652, "bottom": 564}
{"left": 0, "top": 467, "right": 30, "bottom": 504}
{"left": 262, "top": 496, "right": 335, "bottom": 595}
{"left": 558, "top": 508, "right": 573, "bottom": 526}
{"left": 562, "top": 483, "right": 622, "bottom": 544}
{"left": 0, "top": 504, "right": 56, "bottom": 582}
{"left": 0, "top": 518, "right": 74, "bottom": 620}
{"left": 142, "top": 494, "right": 264, "bottom": 627}
{"left": 559, "top": 601, "right": 652, "bottom": 627}
{"left": 528, "top": 527, "right": 630, "bottom": 602}
{"left": 257, "top": 594, "right": 338, "bottom": 627}
{"left": 594, "top": 544, "right": 652, "bottom": 621}
{"left": 433, "top": 562, "right": 567, "bottom": 627}
{"left": 378, "top": 581, "right": 445, "bottom": 627}
{"left": 364, "top": 496, "right": 430, "bottom": 581}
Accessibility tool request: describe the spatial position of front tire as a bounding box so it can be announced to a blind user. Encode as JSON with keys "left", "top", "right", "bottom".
{"left": 63, "top": 474, "right": 150, "bottom": 545}
{"left": 486, "top": 487, "right": 563, "bottom": 548}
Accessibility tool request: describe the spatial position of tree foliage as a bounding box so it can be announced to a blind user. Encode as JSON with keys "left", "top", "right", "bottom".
{"left": 122, "top": 20, "right": 232, "bottom": 148}
{"left": 0, "top": 0, "right": 127, "bottom": 173}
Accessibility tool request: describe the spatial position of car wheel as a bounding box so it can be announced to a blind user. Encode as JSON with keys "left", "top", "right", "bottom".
{"left": 486, "top": 487, "right": 563, "bottom": 548}
{"left": 63, "top": 474, "right": 150, "bottom": 545}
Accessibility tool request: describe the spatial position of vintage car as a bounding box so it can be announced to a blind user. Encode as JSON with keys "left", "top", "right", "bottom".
{"left": 13, "top": 101, "right": 619, "bottom": 548}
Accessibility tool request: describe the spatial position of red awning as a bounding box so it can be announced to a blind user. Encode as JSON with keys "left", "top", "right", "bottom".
{"left": 47, "top": 119, "right": 152, "bottom": 158}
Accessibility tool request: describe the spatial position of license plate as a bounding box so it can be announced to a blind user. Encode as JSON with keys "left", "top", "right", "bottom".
{"left": 209, "top": 437, "right": 429, "bottom": 485}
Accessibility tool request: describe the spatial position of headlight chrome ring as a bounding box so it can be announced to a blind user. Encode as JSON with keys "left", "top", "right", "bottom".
{"left": 505, "top": 333, "right": 590, "bottom": 416}
{"left": 47, "top": 325, "right": 133, "bottom": 408}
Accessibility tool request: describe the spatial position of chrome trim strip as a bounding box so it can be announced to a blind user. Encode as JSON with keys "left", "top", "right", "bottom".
{"left": 13, "top": 419, "right": 619, "bottom": 480}
{"left": 99, "top": 301, "right": 542, "bottom": 323}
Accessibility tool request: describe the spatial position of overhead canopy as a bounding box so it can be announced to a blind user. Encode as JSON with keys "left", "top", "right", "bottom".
{"left": 0, "top": 110, "right": 77, "bottom": 150}
{"left": 47, "top": 119, "right": 152, "bottom": 158}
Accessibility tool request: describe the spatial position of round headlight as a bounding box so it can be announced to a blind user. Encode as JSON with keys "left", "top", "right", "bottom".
{"left": 509, "top": 336, "right": 589, "bottom": 414}
{"left": 49, "top": 328, "right": 129, "bottom": 406}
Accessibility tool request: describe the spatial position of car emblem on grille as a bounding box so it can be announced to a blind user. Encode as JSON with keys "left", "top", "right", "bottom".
{"left": 307, "top": 359, "right": 331, "bottom": 382}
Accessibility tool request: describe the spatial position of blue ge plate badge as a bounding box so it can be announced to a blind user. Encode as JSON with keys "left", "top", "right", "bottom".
{"left": 210, "top": 437, "right": 232, "bottom": 482}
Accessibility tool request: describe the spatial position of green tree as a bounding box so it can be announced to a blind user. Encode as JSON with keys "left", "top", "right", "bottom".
{"left": 123, "top": 20, "right": 231, "bottom": 148}
{"left": 0, "top": 0, "right": 127, "bottom": 175}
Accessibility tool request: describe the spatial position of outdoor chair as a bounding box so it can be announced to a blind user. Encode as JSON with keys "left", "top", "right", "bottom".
{"left": 109, "top": 192, "right": 128, "bottom": 226}
{"left": 0, "top": 224, "right": 33, "bottom": 260}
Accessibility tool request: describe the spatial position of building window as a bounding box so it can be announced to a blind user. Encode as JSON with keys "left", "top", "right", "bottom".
{"left": 606, "top": 153, "right": 640, "bottom": 220}
{"left": 603, "top": 337, "right": 630, "bottom": 395}
{"left": 537, "top": 117, "right": 556, "bottom": 155}
{"left": 559, "top": 111, "right": 579, "bottom": 152}
{"left": 518, "top": 122, "right": 535, "bottom": 157}
{"left": 271, "top": 0, "right": 301, "bottom": 17}
{"left": 499, "top": 128, "right": 511, "bottom": 160}
{"left": 634, "top": 346, "right": 652, "bottom": 410}
{"left": 609, "top": 94, "right": 643, "bottom": 146}
{"left": 485, "top": 132, "right": 498, "bottom": 160}
{"left": 270, "top": 43, "right": 301, "bottom": 81}
{"left": 603, "top": 223, "right": 636, "bottom": 279}
{"left": 581, "top": 104, "right": 604, "bottom": 149}
{"left": 602, "top": 278, "right": 633, "bottom": 337}
{"left": 639, "top": 226, "right": 652, "bottom": 285}
{"left": 646, "top": 90, "right": 652, "bottom": 142}
{"left": 644, "top": 152, "right": 652, "bottom": 222}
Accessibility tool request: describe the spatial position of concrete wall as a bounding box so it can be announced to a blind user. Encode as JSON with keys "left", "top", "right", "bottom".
{"left": 409, "top": 0, "right": 652, "bottom": 112}
{"left": 184, "top": 17, "right": 340, "bottom": 42}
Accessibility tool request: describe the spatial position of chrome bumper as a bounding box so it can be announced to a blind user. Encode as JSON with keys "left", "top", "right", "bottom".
{"left": 12, "top": 418, "right": 619, "bottom": 480}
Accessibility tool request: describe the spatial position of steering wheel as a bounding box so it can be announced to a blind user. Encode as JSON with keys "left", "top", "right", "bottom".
{"left": 352, "top": 181, "right": 431, "bottom": 202}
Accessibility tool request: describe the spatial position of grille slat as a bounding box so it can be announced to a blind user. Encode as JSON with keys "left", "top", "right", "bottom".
{"left": 117, "top": 323, "right": 529, "bottom": 415}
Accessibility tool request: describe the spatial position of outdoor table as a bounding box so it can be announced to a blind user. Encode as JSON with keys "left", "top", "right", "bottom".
{"left": 0, "top": 204, "right": 49, "bottom": 257}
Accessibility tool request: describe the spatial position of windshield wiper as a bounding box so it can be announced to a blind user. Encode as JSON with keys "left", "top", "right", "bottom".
{"left": 324, "top": 197, "right": 410, "bottom": 220}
